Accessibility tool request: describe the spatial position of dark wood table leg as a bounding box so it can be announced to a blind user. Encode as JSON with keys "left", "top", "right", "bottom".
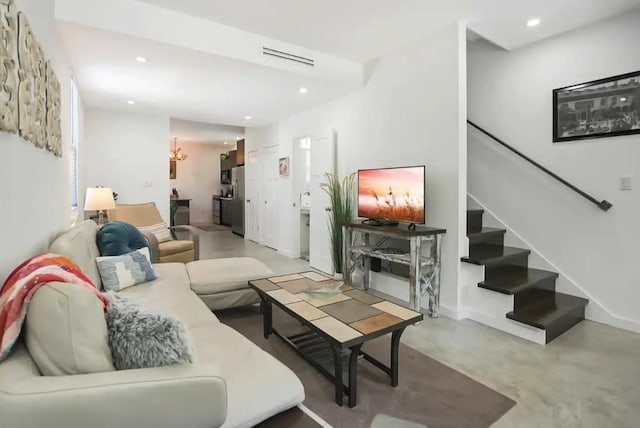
{"left": 390, "top": 328, "right": 405, "bottom": 387}
{"left": 330, "top": 344, "right": 344, "bottom": 406}
{"left": 348, "top": 344, "right": 363, "bottom": 408}
{"left": 261, "top": 297, "right": 273, "bottom": 339}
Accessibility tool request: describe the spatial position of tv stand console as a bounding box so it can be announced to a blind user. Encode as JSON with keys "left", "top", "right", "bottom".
{"left": 342, "top": 222, "right": 446, "bottom": 317}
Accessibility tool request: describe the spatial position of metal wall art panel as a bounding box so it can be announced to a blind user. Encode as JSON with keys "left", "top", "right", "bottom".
{"left": 0, "top": 0, "right": 18, "bottom": 133}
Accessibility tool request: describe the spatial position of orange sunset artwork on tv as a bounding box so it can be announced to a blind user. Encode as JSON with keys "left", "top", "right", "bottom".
{"left": 358, "top": 166, "right": 425, "bottom": 223}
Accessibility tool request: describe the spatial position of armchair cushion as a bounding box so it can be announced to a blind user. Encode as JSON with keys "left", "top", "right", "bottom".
{"left": 159, "top": 240, "right": 194, "bottom": 257}
{"left": 24, "top": 282, "right": 114, "bottom": 376}
{"left": 96, "top": 221, "right": 148, "bottom": 257}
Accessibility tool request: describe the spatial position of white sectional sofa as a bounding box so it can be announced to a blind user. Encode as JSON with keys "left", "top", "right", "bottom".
{"left": 0, "top": 221, "right": 305, "bottom": 428}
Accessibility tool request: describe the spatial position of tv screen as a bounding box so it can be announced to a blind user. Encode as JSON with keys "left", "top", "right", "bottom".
{"left": 358, "top": 166, "right": 425, "bottom": 224}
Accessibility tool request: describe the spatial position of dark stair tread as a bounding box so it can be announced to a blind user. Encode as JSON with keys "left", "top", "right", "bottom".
{"left": 467, "top": 209, "right": 484, "bottom": 214}
{"left": 467, "top": 227, "right": 506, "bottom": 238}
{"left": 506, "top": 292, "right": 588, "bottom": 330}
{"left": 462, "top": 245, "right": 530, "bottom": 265}
{"left": 480, "top": 266, "right": 558, "bottom": 295}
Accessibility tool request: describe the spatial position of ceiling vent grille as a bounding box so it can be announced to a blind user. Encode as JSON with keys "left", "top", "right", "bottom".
{"left": 262, "top": 47, "right": 314, "bottom": 67}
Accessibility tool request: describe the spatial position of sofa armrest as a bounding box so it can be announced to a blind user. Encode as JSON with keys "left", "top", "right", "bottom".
{"left": 0, "top": 363, "right": 226, "bottom": 428}
{"left": 171, "top": 225, "right": 200, "bottom": 261}
{"left": 140, "top": 231, "right": 160, "bottom": 263}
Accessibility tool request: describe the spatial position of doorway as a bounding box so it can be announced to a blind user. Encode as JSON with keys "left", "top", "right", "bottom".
{"left": 260, "top": 145, "right": 279, "bottom": 249}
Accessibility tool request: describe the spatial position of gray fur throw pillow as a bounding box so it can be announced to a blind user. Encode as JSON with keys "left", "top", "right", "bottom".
{"left": 104, "top": 292, "right": 195, "bottom": 370}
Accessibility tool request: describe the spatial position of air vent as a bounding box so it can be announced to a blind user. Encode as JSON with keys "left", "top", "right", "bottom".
{"left": 262, "top": 47, "right": 314, "bottom": 67}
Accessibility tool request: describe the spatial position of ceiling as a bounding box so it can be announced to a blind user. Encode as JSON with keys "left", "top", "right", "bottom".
{"left": 170, "top": 119, "right": 244, "bottom": 145}
{"left": 139, "top": 0, "right": 640, "bottom": 60}
{"left": 58, "top": 22, "right": 356, "bottom": 126}
{"left": 58, "top": 0, "right": 640, "bottom": 129}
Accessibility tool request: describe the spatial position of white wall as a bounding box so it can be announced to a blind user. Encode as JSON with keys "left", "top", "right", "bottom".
{"left": 0, "top": 0, "right": 76, "bottom": 283}
{"left": 82, "top": 109, "right": 171, "bottom": 222}
{"left": 246, "top": 22, "right": 468, "bottom": 315}
{"left": 467, "top": 11, "right": 640, "bottom": 331}
{"left": 170, "top": 143, "right": 228, "bottom": 224}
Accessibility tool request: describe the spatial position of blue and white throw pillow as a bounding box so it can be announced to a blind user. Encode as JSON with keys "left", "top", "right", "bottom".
{"left": 96, "top": 247, "right": 157, "bottom": 292}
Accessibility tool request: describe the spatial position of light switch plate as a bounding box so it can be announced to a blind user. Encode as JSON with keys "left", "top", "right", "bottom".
{"left": 620, "top": 177, "right": 632, "bottom": 190}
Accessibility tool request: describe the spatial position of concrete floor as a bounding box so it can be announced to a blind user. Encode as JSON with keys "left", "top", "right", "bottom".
{"left": 198, "top": 229, "right": 640, "bottom": 428}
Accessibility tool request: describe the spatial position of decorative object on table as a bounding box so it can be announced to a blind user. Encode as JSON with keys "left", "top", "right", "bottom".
{"left": 304, "top": 279, "right": 343, "bottom": 296}
{"left": 103, "top": 292, "right": 195, "bottom": 370}
{"left": 279, "top": 156, "right": 290, "bottom": 176}
{"left": 0, "top": 253, "right": 106, "bottom": 362}
{"left": 320, "top": 172, "right": 356, "bottom": 274}
{"left": 169, "top": 160, "right": 176, "bottom": 179}
{"left": 0, "top": 0, "right": 19, "bottom": 133}
{"left": 84, "top": 186, "right": 116, "bottom": 225}
{"left": 96, "top": 220, "right": 148, "bottom": 257}
{"left": 169, "top": 137, "right": 187, "bottom": 161}
{"left": 96, "top": 247, "right": 157, "bottom": 292}
{"left": 553, "top": 70, "right": 640, "bottom": 142}
{"left": 0, "top": 1, "right": 61, "bottom": 156}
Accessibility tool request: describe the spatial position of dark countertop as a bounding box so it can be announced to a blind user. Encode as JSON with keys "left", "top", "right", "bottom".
{"left": 213, "top": 195, "right": 233, "bottom": 200}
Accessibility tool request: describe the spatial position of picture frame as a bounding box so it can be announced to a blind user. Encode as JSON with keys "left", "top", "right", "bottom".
{"left": 169, "top": 160, "right": 176, "bottom": 179}
{"left": 279, "top": 156, "right": 289, "bottom": 176}
{"left": 553, "top": 70, "right": 640, "bottom": 142}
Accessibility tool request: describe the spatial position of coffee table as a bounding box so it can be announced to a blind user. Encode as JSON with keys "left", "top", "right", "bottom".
{"left": 249, "top": 271, "right": 423, "bottom": 408}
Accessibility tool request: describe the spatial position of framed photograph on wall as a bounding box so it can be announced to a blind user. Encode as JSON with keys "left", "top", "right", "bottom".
{"left": 170, "top": 160, "right": 176, "bottom": 179}
{"left": 279, "top": 157, "right": 289, "bottom": 176}
{"left": 553, "top": 70, "right": 640, "bottom": 142}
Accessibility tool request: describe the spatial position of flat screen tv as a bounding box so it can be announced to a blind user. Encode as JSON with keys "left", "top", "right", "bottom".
{"left": 357, "top": 165, "right": 425, "bottom": 225}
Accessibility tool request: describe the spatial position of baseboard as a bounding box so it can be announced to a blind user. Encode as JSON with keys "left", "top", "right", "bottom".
{"left": 298, "top": 404, "right": 332, "bottom": 428}
{"left": 277, "top": 248, "right": 295, "bottom": 258}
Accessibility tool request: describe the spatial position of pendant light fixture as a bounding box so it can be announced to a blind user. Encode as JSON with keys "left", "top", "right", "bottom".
{"left": 170, "top": 138, "right": 187, "bottom": 161}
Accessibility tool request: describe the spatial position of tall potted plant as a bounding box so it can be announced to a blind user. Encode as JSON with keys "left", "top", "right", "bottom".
{"left": 320, "top": 172, "right": 356, "bottom": 274}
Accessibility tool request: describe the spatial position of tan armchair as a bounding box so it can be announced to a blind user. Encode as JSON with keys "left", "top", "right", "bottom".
{"left": 107, "top": 202, "right": 200, "bottom": 264}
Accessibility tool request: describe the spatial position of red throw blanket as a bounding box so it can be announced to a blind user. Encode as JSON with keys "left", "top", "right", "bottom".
{"left": 0, "top": 254, "right": 106, "bottom": 362}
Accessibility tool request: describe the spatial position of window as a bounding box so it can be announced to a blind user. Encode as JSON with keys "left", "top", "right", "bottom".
{"left": 70, "top": 78, "right": 79, "bottom": 208}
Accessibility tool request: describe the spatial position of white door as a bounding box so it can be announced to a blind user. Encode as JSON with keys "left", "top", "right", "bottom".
{"left": 245, "top": 150, "right": 260, "bottom": 242}
{"left": 260, "top": 146, "right": 279, "bottom": 250}
{"left": 309, "top": 132, "right": 336, "bottom": 274}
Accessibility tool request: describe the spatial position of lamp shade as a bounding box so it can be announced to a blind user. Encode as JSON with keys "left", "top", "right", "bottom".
{"left": 84, "top": 187, "right": 116, "bottom": 211}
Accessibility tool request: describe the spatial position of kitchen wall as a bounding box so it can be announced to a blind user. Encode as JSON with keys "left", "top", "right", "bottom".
{"left": 0, "top": 0, "right": 77, "bottom": 283}
{"left": 170, "top": 143, "right": 230, "bottom": 224}
{"left": 246, "top": 22, "right": 468, "bottom": 317}
{"left": 81, "top": 109, "right": 171, "bottom": 222}
{"left": 467, "top": 10, "right": 640, "bottom": 331}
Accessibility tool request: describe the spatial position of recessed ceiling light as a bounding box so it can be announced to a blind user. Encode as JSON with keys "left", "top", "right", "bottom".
{"left": 299, "top": 87, "right": 308, "bottom": 94}
{"left": 224, "top": 141, "right": 228, "bottom": 145}
{"left": 236, "top": 137, "right": 241, "bottom": 140}
{"left": 526, "top": 18, "right": 541, "bottom": 27}
{"left": 245, "top": 116, "right": 252, "bottom": 120}
{"left": 620, "top": 97, "right": 627, "bottom": 102}
{"left": 136, "top": 56, "right": 148, "bottom": 63}
{"left": 127, "top": 100, "right": 136, "bottom": 105}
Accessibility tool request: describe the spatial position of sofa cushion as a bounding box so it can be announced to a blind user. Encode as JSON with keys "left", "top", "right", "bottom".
{"left": 121, "top": 263, "right": 219, "bottom": 329}
{"left": 97, "top": 221, "right": 149, "bottom": 257}
{"left": 159, "top": 240, "right": 194, "bottom": 257}
{"left": 49, "top": 221, "right": 102, "bottom": 289}
{"left": 24, "top": 282, "right": 114, "bottom": 376}
{"left": 187, "top": 258, "right": 273, "bottom": 295}
{"left": 96, "top": 247, "right": 157, "bottom": 292}
{"left": 104, "top": 293, "right": 195, "bottom": 370}
{"left": 190, "top": 323, "right": 304, "bottom": 428}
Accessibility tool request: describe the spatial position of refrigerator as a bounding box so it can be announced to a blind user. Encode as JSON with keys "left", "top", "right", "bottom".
{"left": 231, "top": 166, "right": 245, "bottom": 236}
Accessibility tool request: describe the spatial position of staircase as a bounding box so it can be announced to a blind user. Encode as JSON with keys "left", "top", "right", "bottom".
{"left": 462, "top": 209, "right": 588, "bottom": 344}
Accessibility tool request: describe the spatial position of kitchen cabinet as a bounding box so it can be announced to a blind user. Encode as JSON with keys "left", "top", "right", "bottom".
{"left": 220, "top": 198, "right": 233, "bottom": 226}
{"left": 212, "top": 197, "right": 221, "bottom": 225}
{"left": 236, "top": 139, "right": 245, "bottom": 166}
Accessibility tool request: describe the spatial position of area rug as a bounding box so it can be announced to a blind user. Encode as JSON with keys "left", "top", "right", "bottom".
{"left": 218, "top": 307, "right": 516, "bottom": 428}
{"left": 196, "top": 224, "right": 230, "bottom": 232}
